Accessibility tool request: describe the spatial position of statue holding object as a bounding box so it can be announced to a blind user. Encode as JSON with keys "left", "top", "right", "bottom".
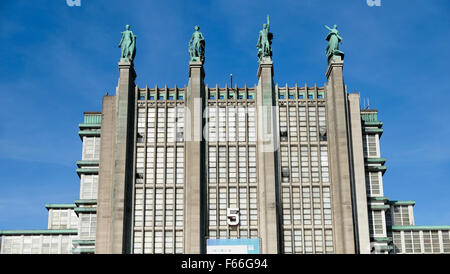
{"left": 325, "top": 24, "right": 344, "bottom": 63}
{"left": 257, "top": 15, "right": 273, "bottom": 62}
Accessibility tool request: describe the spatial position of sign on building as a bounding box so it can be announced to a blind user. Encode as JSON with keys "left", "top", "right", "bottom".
{"left": 206, "top": 238, "right": 260, "bottom": 254}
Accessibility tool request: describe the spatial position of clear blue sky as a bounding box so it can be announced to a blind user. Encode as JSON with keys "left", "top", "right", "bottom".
{"left": 0, "top": 0, "right": 449, "bottom": 230}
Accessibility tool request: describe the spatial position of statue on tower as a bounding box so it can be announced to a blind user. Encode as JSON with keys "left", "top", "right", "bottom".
{"left": 257, "top": 15, "right": 273, "bottom": 62}
{"left": 188, "top": 25, "right": 205, "bottom": 63}
{"left": 118, "top": 24, "right": 136, "bottom": 63}
{"left": 325, "top": 24, "right": 344, "bottom": 63}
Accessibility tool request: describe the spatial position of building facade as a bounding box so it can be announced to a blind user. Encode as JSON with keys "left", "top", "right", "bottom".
{"left": 1, "top": 24, "right": 450, "bottom": 254}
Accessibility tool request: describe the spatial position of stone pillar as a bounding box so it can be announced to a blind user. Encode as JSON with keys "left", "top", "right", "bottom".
{"left": 184, "top": 61, "right": 205, "bottom": 253}
{"left": 95, "top": 95, "right": 116, "bottom": 254}
{"left": 96, "top": 61, "right": 136, "bottom": 254}
{"left": 348, "top": 93, "right": 371, "bottom": 254}
{"left": 256, "top": 60, "right": 279, "bottom": 254}
{"left": 325, "top": 57, "right": 356, "bottom": 254}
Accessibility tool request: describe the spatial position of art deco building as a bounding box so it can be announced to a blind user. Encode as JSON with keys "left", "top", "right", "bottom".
{"left": 1, "top": 24, "right": 450, "bottom": 254}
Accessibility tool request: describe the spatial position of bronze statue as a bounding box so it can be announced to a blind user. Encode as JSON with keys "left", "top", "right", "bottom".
{"left": 257, "top": 15, "right": 273, "bottom": 62}
{"left": 119, "top": 24, "right": 136, "bottom": 62}
{"left": 189, "top": 25, "right": 205, "bottom": 63}
{"left": 325, "top": 24, "right": 344, "bottom": 62}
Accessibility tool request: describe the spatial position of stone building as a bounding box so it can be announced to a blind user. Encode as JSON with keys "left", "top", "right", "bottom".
{"left": 1, "top": 24, "right": 449, "bottom": 254}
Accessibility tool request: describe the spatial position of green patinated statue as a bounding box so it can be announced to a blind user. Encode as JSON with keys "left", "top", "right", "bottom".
{"left": 257, "top": 15, "right": 273, "bottom": 62}
{"left": 188, "top": 25, "right": 205, "bottom": 63}
{"left": 119, "top": 24, "right": 136, "bottom": 62}
{"left": 325, "top": 24, "right": 344, "bottom": 62}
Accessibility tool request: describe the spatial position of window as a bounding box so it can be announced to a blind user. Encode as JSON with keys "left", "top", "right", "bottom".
{"left": 366, "top": 172, "right": 382, "bottom": 196}
{"left": 147, "top": 108, "right": 156, "bottom": 143}
{"left": 248, "top": 107, "right": 256, "bottom": 142}
{"left": 80, "top": 175, "right": 98, "bottom": 199}
{"left": 363, "top": 134, "right": 379, "bottom": 157}
{"left": 308, "top": 107, "right": 317, "bottom": 141}
{"left": 442, "top": 231, "right": 450, "bottom": 253}
{"left": 134, "top": 187, "right": 144, "bottom": 227}
{"left": 320, "top": 146, "right": 329, "bottom": 183}
{"left": 79, "top": 213, "right": 96, "bottom": 240}
{"left": 314, "top": 230, "right": 323, "bottom": 253}
{"left": 325, "top": 229, "right": 333, "bottom": 253}
{"left": 82, "top": 137, "right": 100, "bottom": 160}
{"left": 392, "top": 232, "right": 402, "bottom": 253}
{"left": 145, "top": 188, "right": 153, "bottom": 227}
{"left": 283, "top": 230, "right": 292, "bottom": 253}
{"left": 157, "top": 108, "right": 165, "bottom": 143}
{"left": 167, "top": 108, "right": 176, "bottom": 142}
{"left": 304, "top": 230, "right": 313, "bottom": 253}
{"left": 369, "top": 210, "right": 385, "bottom": 236}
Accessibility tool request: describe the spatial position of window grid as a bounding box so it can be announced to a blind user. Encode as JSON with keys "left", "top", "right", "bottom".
{"left": 49, "top": 209, "right": 78, "bottom": 230}
{"left": 79, "top": 213, "right": 96, "bottom": 240}
{"left": 368, "top": 210, "right": 385, "bottom": 236}
{"left": 206, "top": 100, "right": 259, "bottom": 240}
{"left": 132, "top": 104, "right": 185, "bottom": 254}
{"left": 392, "top": 205, "right": 411, "bottom": 226}
{"left": 80, "top": 174, "right": 99, "bottom": 199}
{"left": 277, "top": 93, "right": 333, "bottom": 254}
{"left": 363, "top": 134, "right": 379, "bottom": 158}
{"left": 0, "top": 235, "right": 77, "bottom": 254}
{"left": 82, "top": 136, "right": 100, "bottom": 160}
{"left": 365, "top": 171, "right": 382, "bottom": 197}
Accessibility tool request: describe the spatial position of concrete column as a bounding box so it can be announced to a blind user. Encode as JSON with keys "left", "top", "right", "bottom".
{"left": 96, "top": 61, "right": 136, "bottom": 254}
{"left": 348, "top": 93, "right": 371, "bottom": 254}
{"left": 256, "top": 60, "right": 279, "bottom": 254}
{"left": 95, "top": 95, "right": 116, "bottom": 254}
{"left": 184, "top": 61, "right": 205, "bottom": 253}
{"left": 325, "top": 57, "right": 356, "bottom": 254}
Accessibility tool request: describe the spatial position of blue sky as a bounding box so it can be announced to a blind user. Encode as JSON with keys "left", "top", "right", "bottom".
{"left": 0, "top": 0, "right": 449, "bottom": 230}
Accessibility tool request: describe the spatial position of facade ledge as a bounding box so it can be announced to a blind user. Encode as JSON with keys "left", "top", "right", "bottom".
{"left": 362, "top": 121, "right": 383, "bottom": 127}
{"left": 369, "top": 204, "right": 390, "bottom": 210}
{"left": 72, "top": 248, "right": 95, "bottom": 254}
{"left": 388, "top": 200, "right": 416, "bottom": 206}
{"left": 78, "top": 123, "right": 101, "bottom": 129}
{"left": 369, "top": 196, "right": 389, "bottom": 202}
{"left": 45, "top": 203, "right": 76, "bottom": 210}
{"left": 371, "top": 237, "right": 392, "bottom": 242}
{"left": 74, "top": 207, "right": 97, "bottom": 214}
{"left": 72, "top": 239, "right": 95, "bottom": 246}
{"left": 78, "top": 130, "right": 101, "bottom": 139}
{"left": 76, "top": 160, "right": 99, "bottom": 167}
{"left": 365, "top": 158, "right": 386, "bottom": 165}
{"left": 375, "top": 245, "right": 394, "bottom": 251}
{"left": 366, "top": 165, "right": 387, "bottom": 174}
{"left": 391, "top": 225, "right": 450, "bottom": 231}
{"left": 363, "top": 128, "right": 384, "bottom": 136}
{"left": 0, "top": 229, "right": 78, "bottom": 236}
{"left": 76, "top": 168, "right": 99, "bottom": 177}
{"left": 74, "top": 199, "right": 97, "bottom": 206}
